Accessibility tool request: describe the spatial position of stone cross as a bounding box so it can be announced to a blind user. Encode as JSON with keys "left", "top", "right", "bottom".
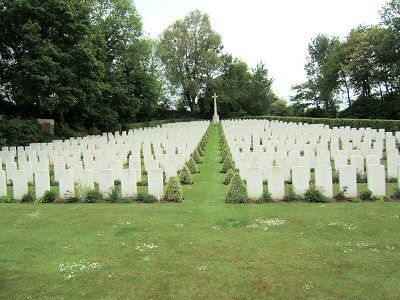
{"left": 213, "top": 93, "right": 218, "bottom": 115}
{"left": 212, "top": 92, "right": 220, "bottom": 124}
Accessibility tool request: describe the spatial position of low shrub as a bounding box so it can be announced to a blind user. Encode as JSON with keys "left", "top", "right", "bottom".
{"left": 387, "top": 177, "right": 398, "bottom": 183}
{"left": 220, "top": 148, "right": 230, "bottom": 163}
{"left": 119, "top": 196, "right": 135, "bottom": 203}
{"left": 304, "top": 188, "right": 328, "bottom": 203}
{"left": 393, "top": 188, "right": 400, "bottom": 199}
{"left": 137, "top": 180, "right": 148, "bottom": 186}
{"left": 197, "top": 145, "right": 203, "bottom": 156}
{"left": 256, "top": 191, "right": 272, "bottom": 203}
{"left": 284, "top": 186, "right": 303, "bottom": 202}
{"left": 179, "top": 165, "right": 193, "bottom": 185}
{"left": 360, "top": 189, "right": 373, "bottom": 201}
{"left": 371, "top": 195, "right": 385, "bottom": 203}
{"left": 226, "top": 172, "right": 247, "bottom": 204}
{"left": 136, "top": 192, "right": 157, "bottom": 203}
{"left": 19, "top": 190, "right": 35, "bottom": 203}
{"left": 187, "top": 157, "right": 199, "bottom": 174}
{"left": 0, "top": 196, "right": 12, "bottom": 203}
{"left": 223, "top": 169, "right": 235, "bottom": 185}
{"left": 83, "top": 190, "right": 103, "bottom": 203}
{"left": 221, "top": 155, "right": 235, "bottom": 173}
{"left": 37, "top": 190, "right": 58, "bottom": 203}
{"left": 164, "top": 177, "right": 183, "bottom": 202}
{"left": 356, "top": 173, "right": 367, "bottom": 183}
{"left": 192, "top": 149, "right": 202, "bottom": 164}
{"left": 107, "top": 188, "right": 121, "bottom": 203}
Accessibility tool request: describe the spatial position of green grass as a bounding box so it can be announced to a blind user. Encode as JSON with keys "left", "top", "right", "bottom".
{"left": 0, "top": 125, "right": 400, "bottom": 299}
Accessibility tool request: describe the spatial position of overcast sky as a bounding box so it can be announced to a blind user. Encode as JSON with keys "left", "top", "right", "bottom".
{"left": 134, "top": 0, "right": 387, "bottom": 100}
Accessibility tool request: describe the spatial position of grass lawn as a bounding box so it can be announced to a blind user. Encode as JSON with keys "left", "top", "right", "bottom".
{"left": 1, "top": 124, "right": 400, "bottom": 299}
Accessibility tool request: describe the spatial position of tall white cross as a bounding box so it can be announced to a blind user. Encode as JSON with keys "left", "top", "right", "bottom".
{"left": 213, "top": 93, "right": 218, "bottom": 115}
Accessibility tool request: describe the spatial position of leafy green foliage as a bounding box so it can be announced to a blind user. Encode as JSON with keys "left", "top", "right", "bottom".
{"left": 223, "top": 169, "right": 235, "bottom": 185}
{"left": 136, "top": 192, "right": 157, "bottom": 203}
{"left": 187, "top": 158, "right": 199, "bottom": 174}
{"left": 304, "top": 188, "right": 328, "bottom": 203}
{"left": 157, "top": 10, "right": 222, "bottom": 112}
{"left": 201, "top": 54, "right": 277, "bottom": 117}
{"left": 0, "top": 118, "right": 53, "bottom": 146}
{"left": 256, "top": 191, "right": 273, "bottom": 204}
{"left": 192, "top": 149, "right": 202, "bottom": 164}
{"left": 107, "top": 188, "right": 121, "bottom": 203}
{"left": 37, "top": 190, "right": 58, "bottom": 203}
{"left": 221, "top": 155, "right": 234, "bottom": 173}
{"left": 225, "top": 172, "right": 247, "bottom": 204}
{"left": 0, "top": 196, "right": 12, "bottom": 203}
{"left": 179, "top": 165, "right": 193, "bottom": 185}
{"left": 284, "top": 186, "right": 303, "bottom": 202}
{"left": 19, "top": 191, "right": 35, "bottom": 203}
{"left": 83, "top": 190, "right": 103, "bottom": 203}
{"left": 163, "top": 177, "right": 183, "bottom": 202}
{"left": 360, "top": 190, "right": 373, "bottom": 201}
{"left": 371, "top": 195, "right": 385, "bottom": 203}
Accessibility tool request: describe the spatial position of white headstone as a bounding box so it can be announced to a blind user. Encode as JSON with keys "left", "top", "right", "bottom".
{"left": 339, "top": 165, "right": 357, "bottom": 198}
{"left": 59, "top": 169, "right": 75, "bottom": 199}
{"left": 315, "top": 165, "right": 333, "bottom": 198}
{"left": 267, "top": 166, "right": 285, "bottom": 200}
{"left": 98, "top": 169, "right": 114, "bottom": 195}
{"left": 246, "top": 167, "right": 263, "bottom": 199}
{"left": 387, "top": 154, "right": 400, "bottom": 178}
{"left": 35, "top": 170, "right": 50, "bottom": 198}
{"left": 0, "top": 170, "right": 7, "bottom": 196}
{"left": 121, "top": 169, "right": 137, "bottom": 197}
{"left": 148, "top": 168, "right": 164, "bottom": 199}
{"left": 13, "top": 170, "right": 28, "bottom": 200}
{"left": 292, "top": 166, "right": 309, "bottom": 196}
{"left": 79, "top": 169, "right": 94, "bottom": 190}
{"left": 367, "top": 164, "right": 386, "bottom": 196}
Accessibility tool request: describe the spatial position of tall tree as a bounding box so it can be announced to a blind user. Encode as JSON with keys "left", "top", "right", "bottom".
{"left": 0, "top": 0, "right": 103, "bottom": 121}
{"left": 157, "top": 10, "right": 223, "bottom": 112}
{"left": 291, "top": 34, "right": 341, "bottom": 116}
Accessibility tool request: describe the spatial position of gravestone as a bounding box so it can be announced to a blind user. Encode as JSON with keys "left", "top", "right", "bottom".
{"left": 387, "top": 154, "right": 399, "bottom": 178}
{"left": 59, "top": 169, "right": 75, "bottom": 199}
{"left": 121, "top": 169, "right": 137, "bottom": 197}
{"left": 13, "top": 170, "right": 28, "bottom": 200}
{"left": 339, "top": 165, "right": 357, "bottom": 198}
{"left": 367, "top": 164, "right": 385, "bottom": 196}
{"left": 246, "top": 167, "right": 263, "bottom": 199}
{"left": 79, "top": 169, "right": 94, "bottom": 190}
{"left": 292, "top": 166, "right": 309, "bottom": 196}
{"left": 35, "top": 170, "right": 50, "bottom": 198}
{"left": 267, "top": 166, "right": 285, "bottom": 200}
{"left": 315, "top": 165, "right": 333, "bottom": 197}
{"left": 0, "top": 170, "right": 7, "bottom": 196}
{"left": 148, "top": 168, "right": 164, "bottom": 199}
{"left": 98, "top": 169, "right": 114, "bottom": 196}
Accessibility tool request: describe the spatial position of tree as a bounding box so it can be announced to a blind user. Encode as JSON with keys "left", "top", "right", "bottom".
{"left": 157, "top": 10, "right": 223, "bottom": 112}
{"left": 292, "top": 34, "right": 341, "bottom": 116}
{"left": 0, "top": 0, "right": 103, "bottom": 121}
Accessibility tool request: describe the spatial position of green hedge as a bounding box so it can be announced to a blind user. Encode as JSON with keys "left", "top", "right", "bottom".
{"left": 127, "top": 119, "right": 202, "bottom": 130}
{"left": 235, "top": 116, "right": 400, "bottom": 132}
{"left": 0, "top": 118, "right": 54, "bottom": 146}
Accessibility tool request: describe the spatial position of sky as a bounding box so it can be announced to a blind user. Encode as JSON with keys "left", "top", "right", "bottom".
{"left": 134, "top": 0, "right": 387, "bottom": 100}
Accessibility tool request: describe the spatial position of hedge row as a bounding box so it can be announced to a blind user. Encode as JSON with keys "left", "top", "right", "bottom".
{"left": 236, "top": 116, "right": 400, "bottom": 132}
{"left": 127, "top": 118, "right": 202, "bottom": 130}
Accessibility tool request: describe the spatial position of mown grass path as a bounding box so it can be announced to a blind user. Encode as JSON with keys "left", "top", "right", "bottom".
{"left": 183, "top": 124, "right": 227, "bottom": 205}
{"left": 0, "top": 124, "right": 400, "bottom": 299}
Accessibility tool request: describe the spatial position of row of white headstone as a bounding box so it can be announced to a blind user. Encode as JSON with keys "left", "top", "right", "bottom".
{"left": 0, "top": 121, "right": 209, "bottom": 200}
{"left": 222, "top": 119, "right": 400, "bottom": 200}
